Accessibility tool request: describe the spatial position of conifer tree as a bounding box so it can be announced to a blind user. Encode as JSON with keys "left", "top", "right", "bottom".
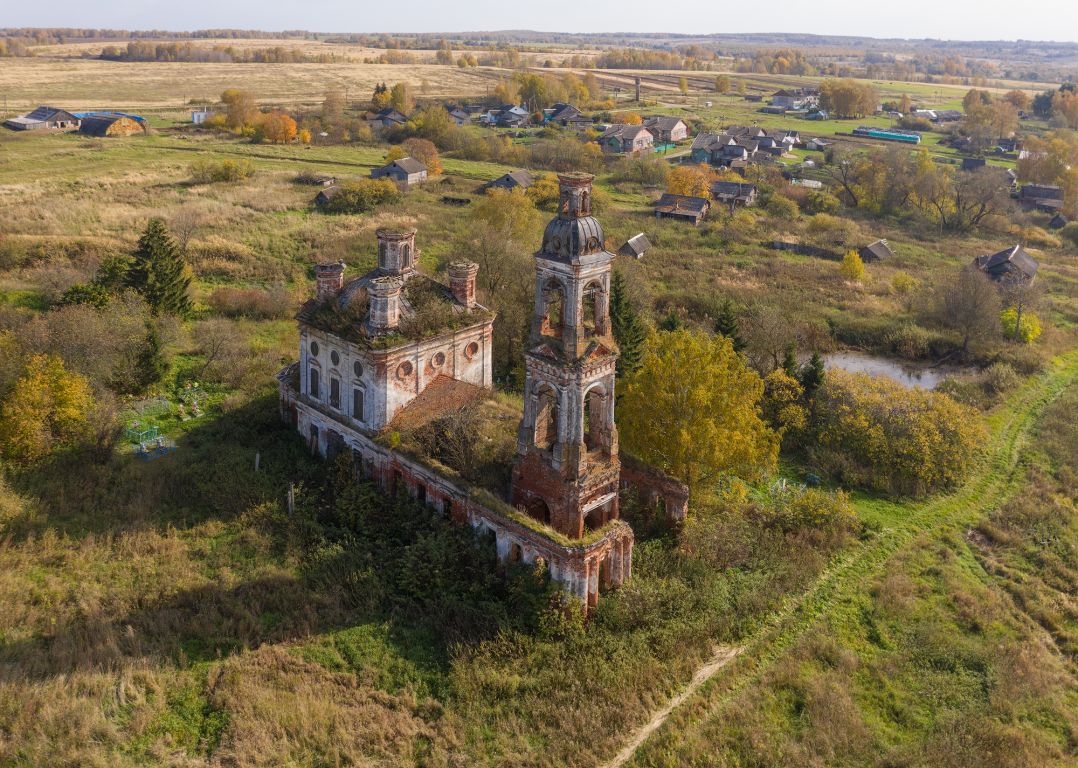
{"left": 609, "top": 270, "right": 647, "bottom": 378}
{"left": 782, "top": 343, "right": 800, "bottom": 379}
{"left": 128, "top": 218, "right": 192, "bottom": 317}
{"left": 713, "top": 298, "right": 745, "bottom": 352}
{"left": 134, "top": 322, "right": 168, "bottom": 392}
{"left": 799, "top": 351, "right": 826, "bottom": 397}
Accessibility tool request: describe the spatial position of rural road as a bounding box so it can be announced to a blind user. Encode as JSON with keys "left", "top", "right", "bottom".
{"left": 602, "top": 645, "right": 743, "bottom": 768}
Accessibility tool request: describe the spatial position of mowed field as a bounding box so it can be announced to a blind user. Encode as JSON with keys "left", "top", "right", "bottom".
{"left": 0, "top": 57, "right": 505, "bottom": 112}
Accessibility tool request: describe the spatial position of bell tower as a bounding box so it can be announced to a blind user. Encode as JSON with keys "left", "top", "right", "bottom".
{"left": 511, "top": 173, "right": 621, "bottom": 539}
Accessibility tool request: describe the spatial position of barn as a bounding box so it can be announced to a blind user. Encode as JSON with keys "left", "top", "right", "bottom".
{"left": 4, "top": 106, "right": 80, "bottom": 131}
{"left": 371, "top": 158, "right": 428, "bottom": 188}
{"left": 78, "top": 114, "right": 146, "bottom": 137}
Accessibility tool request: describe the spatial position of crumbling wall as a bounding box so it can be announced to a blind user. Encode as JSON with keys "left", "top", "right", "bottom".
{"left": 619, "top": 453, "right": 689, "bottom": 522}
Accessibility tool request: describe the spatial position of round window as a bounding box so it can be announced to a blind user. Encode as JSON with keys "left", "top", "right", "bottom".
{"left": 464, "top": 341, "right": 479, "bottom": 360}
{"left": 309, "top": 341, "right": 319, "bottom": 357}
{"left": 432, "top": 351, "right": 446, "bottom": 368}
{"left": 397, "top": 361, "right": 414, "bottom": 379}
{"left": 353, "top": 361, "right": 363, "bottom": 377}
{"left": 330, "top": 350, "right": 340, "bottom": 366}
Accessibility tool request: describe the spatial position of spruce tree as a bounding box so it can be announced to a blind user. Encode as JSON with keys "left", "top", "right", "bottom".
{"left": 128, "top": 218, "right": 192, "bottom": 317}
{"left": 609, "top": 270, "right": 647, "bottom": 378}
{"left": 799, "top": 351, "right": 825, "bottom": 397}
{"left": 134, "top": 322, "right": 168, "bottom": 392}
{"left": 713, "top": 298, "right": 745, "bottom": 352}
{"left": 782, "top": 343, "right": 800, "bottom": 379}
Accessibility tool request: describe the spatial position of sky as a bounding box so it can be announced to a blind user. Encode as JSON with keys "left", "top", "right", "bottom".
{"left": 4, "top": 0, "right": 1076, "bottom": 42}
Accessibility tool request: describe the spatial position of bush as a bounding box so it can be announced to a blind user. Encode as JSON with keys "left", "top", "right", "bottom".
{"left": 321, "top": 179, "right": 401, "bottom": 214}
{"left": 766, "top": 195, "right": 800, "bottom": 219}
{"left": 1060, "top": 221, "right": 1078, "bottom": 247}
{"left": 804, "top": 190, "right": 841, "bottom": 215}
{"left": 1000, "top": 308, "right": 1042, "bottom": 344}
{"left": 1018, "top": 227, "right": 1060, "bottom": 249}
{"left": 207, "top": 287, "right": 292, "bottom": 319}
{"left": 811, "top": 369, "right": 986, "bottom": 495}
{"left": 189, "top": 158, "right": 256, "bottom": 184}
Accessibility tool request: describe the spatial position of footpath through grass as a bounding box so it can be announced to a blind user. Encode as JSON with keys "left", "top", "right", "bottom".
{"left": 620, "top": 351, "right": 1078, "bottom": 767}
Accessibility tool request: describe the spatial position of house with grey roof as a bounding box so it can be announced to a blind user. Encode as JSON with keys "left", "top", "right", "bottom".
{"left": 974, "top": 244, "right": 1039, "bottom": 283}
{"left": 859, "top": 239, "right": 893, "bottom": 262}
{"left": 1018, "top": 184, "right": 1064, "bottom": 212}
{"left": 642, "top": 115, "right": 689, "bottom": 143}
{"left": 711, "top": 181, "right": 758, "bottom": 208}
{"left": 598, "top": 124, "right": 654, "bottom": 155}
{"left": 654, "top": 193, "right": 709, "bottom": 225}
{"left": 483, "top": 170, "right": 534, "bottom": 191}
{"left": 618, "top": 233, "right": 651, "bottom": 259}
{"left": 4, "top": 106, "right": 80, "bottom": 131}
{"left": 371, "top": 157, "right": 428, "bottom": 187}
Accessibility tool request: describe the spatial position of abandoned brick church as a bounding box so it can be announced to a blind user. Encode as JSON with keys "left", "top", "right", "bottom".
{"left": 279, "top": 172, "right": 686, "bottom": 608}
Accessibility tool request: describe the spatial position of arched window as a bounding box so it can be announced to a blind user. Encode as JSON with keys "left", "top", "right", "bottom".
{"left": 534, "top": 386, "right": 559, "bottom": 451}
{"left": 581, "top": 190, "right": 590, "bottom": 215}
{"left": 583, "top": 386, "right": 606, "bottom": 453}
{"left": 401, "top": 243, "right": 412, "bottom": 268}
{"left": 581, "top": 280, "right": 606, "bottom": 336}
{"left": 541, "top": 279, "right": 564, "bottom": 338}
{"left": 309, "top": 367, "right": 321, "bottom": 399}
{"left": 352, "top": 386, "right": 365, "bottom": 423}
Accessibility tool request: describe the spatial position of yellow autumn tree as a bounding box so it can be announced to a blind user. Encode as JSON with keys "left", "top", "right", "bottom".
{"left": 618, "top": 329, "right": 779, "bottom": 494}
{"left": 0, "top": 355, "right": 94, "bottom": 463}
{"left": 402, "top": 137, "right": 443, "bottom": 175}
{"left": 666, "top": 164, "right": 713, "bottom": 198}
{"left": 839, "top": 249, "right": 866, "bottom": 282}
{"left": 260, "top": 110, "right": 297, "bottom": 143}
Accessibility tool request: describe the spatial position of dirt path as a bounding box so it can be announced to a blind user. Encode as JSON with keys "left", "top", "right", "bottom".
{"left": 602, "top": 645, "right": 743, "bottom": 768}
{"left": 603, "top": 353, "right": 1078, "bottom": 768}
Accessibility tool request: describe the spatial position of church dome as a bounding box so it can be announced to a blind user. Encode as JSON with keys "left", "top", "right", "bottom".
{"left": 539, "top": 215, "right": 605, "bottom": 259}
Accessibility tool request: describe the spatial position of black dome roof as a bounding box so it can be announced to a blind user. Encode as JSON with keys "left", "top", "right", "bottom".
{"left": 539, "top": 215, "right": 605, "bottom": 260}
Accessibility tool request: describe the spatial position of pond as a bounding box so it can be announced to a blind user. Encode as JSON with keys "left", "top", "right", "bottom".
{"left": 822, "top": 351, "right": 975, "bottom": 390}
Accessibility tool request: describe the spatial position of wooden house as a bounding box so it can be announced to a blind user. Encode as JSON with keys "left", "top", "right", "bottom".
{"left": 1018, "top": 184, "right": 1064, "bottom": 212}
{"left": 4, "top": 106, "right": 80, "bottom": 131}
{"left": 654, "top": 194, "right": 709, "bottom": 225}
{"left": 371, "top": 157, "right": 428, "bottom": 187}
{"left": 598, "top": 124, "right": 654, "bottom": 155}
{"left": 859, "top": 239, "right": 893, "bottom": 262}
{"left": 642, "top": 115, "right": 689, "bottom": 143}
{"left": 711, "top": 181, "right": 758, "bottom": 208}
{"left": 483, "top": 170, "right": 533, "bottom": 191}
{"left": 974, "top": 244, "right": 1039, "bottom": 283}
{"left": 367, "top": 108, "right": 408, "bottom": 130}
{"left": 315, "top": 186, "right": 341, "bottom": 207}
{"left": 961, "top": 157, "right": 987, "bottom": 172}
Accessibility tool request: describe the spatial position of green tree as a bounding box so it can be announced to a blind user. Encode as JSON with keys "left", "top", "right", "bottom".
{"left": 799, "top": 351, "right": 825, "bottom": 397}
{"left": 713, "top": 299, "right": 745, "bottom": 352}
{"left": 471, "top": 187, "right": 541, "bottom": 243}
{"left": 134, "top": 322, "right": 168, "bottom": 391}
{"left": 127, "top": 219, "right": 192, "bottom": 317}
{"left": 609, "top": 270, "right": 647, "bottom": 378}
{"left": 618, "top": 329, "right": 779, "bottom": 494}
{"left": 0, "top": 354, "right": 94, "bottom": 462}
{"left": 59, "top": 282, "right": 110, "bottom": 309}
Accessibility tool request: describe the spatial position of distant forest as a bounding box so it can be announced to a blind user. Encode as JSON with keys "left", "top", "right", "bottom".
{"left": 2, "top": 27, "right": 1077, "bottom": 83}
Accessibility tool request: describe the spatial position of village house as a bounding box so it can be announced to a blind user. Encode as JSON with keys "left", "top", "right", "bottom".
{"left": 4, "top": 105, "right": 81, "bottom": 131}
{"left": 642, "top": 115, "right": 689, "bottom": 143}
{"left": 691, "top": 126, "right": 795, "bottom": 167}
{"left": 805, "top": 137, "right": 832, "bottom": 152}
{"left": 367, "top": 108, "right": 408, "bottom": 131}
{"left": 447, "top": 107, "right": 471, "bottom": 126}
{"left": 859, "top": 239, "right": 894, "bottom": 262}
{"left": 770, "top": 87, "right": 819, "bottom": 110}
{"left": 974, "top": 244, "right": 1039, "bottom": 283}
{"left": 711, "top": 181, "right": 758, "bottom": 208}
{"left": 598, "top": 124, "right": 655, "bottom": 155}
{"left": 279, "top": 174, "right": 688, "bottom": 609}
{"left": 78, "top": 113, "right": 146, "bottom": 138}
{"left": 371, "top": 157, "right": 428, "bottom": 188}
{"left": 1018, "top": 183, "right": 1064, "bottom": 212}
{"left": 483, "top": 105, "right": 529, "bottom": 127}
{"left": 546, "top": 102, "right": 582, "bottom": 126}
{"left": 961, "top": 157, "right": 987, "bottom": 172}
{"left": 654, "top": 193, "right": 710, "bottom": 225}
{"left": 483, "top": 170, "right": 533, "bottom": 192}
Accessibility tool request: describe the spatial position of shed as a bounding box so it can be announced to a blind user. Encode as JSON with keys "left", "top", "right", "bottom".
{"left": 619, "top": 233, "right": 651, "bottom": 259}
{"left": 78, "top": 114, "right": 146, "bottom": 137}
{"left": 960, "top": 157, "right": 987, "bottom": 172}
{"left": 654, "top": 194, "right": 709, "bottom": 225}
{"left": 1018, "top": 184, "right": 1063, "bottom": 212}
{"left": 314, "top": 186, "right": 341, "bottom": 207}
{"left": 4, "top": 105, "right": 80, "bottom": 131}
{"left": 859, "top": 239, "right": 893, "bottom": 262}
{"left": 371, "top": 157, "right": 428, "bottom": 187}
{"left": 1048, "top": 213, "right": 1068, "bottom": 230}
{"left": 483, "top": 170, "right": 533, "bottom": 191}
{"left": 974, "top": 244, "right": 1039, "bottom": 283}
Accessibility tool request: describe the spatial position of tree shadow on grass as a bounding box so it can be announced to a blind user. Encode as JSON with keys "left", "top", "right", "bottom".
{"left": 4, "top": 393, "right": 321, "bottom": 543}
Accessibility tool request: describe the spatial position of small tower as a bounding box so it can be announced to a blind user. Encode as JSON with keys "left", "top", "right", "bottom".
{"left": 511, "top": 173, "right": 620, "bottom": 540}
{"left": 315, "top": 261, "right": 345, "bottom": 301}
{"left": 376, "top": 228, "right": 417, "bottom": 278}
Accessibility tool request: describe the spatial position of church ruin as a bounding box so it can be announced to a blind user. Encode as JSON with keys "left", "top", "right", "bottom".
{"left": 279, "top": 173, "right": 685, "bottom": 608}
